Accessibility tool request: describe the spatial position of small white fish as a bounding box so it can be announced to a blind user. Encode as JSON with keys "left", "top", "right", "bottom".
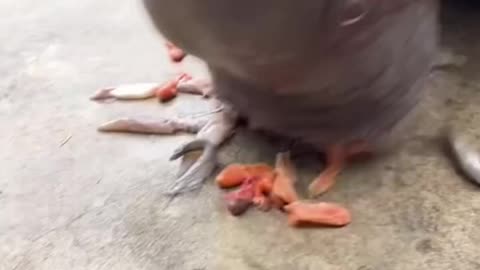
{"left": 90, "top": 83, "right": 160, "bottom": 100}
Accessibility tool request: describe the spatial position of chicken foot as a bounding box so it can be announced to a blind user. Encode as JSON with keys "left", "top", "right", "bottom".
{"left": 164, "top": 104, "right": 238, "bottom": 196}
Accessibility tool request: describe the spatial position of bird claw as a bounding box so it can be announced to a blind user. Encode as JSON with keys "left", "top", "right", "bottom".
{"left": 165, "top": 139, "right": 219, "bottom": 195}
{"left": 166, "top": 108, "right": 237, "bottom": 195}
{"left": 169, "top": 139, "right": 210, "bottom": 161}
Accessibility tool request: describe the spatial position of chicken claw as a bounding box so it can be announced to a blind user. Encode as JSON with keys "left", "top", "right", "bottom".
{"left": 165, "top": 106, "right": 238, "bottom": 195}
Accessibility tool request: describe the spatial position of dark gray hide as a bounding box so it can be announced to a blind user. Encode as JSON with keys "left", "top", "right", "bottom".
{"left": 143, "top": 0, "right": 439, "bottom": 152}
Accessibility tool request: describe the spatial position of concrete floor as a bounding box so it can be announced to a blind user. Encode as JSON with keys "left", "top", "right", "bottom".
{"left": 1, "top": 1, "right": 480, "bottom": 269}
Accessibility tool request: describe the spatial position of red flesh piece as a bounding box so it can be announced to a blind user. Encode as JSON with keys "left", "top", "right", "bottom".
{"left": 284, "top": 201, "right": 351, "bottom": 227}
{"left": 166, "top": 41, "right": 187, "bottom": 63}
{"left": 215, "top": 163, "right": 274, "bottom": 189}
{"left": 216, "top": 164, "right": 250, "bottom": 188}
{"left": 223, "top": 177, "right": 256, "bottom": 216}
{"left": 154, "top": 73, "right": 192, "bottom": 103}
{"left": 156, "top": 83, "right": 178, "bottom": 102}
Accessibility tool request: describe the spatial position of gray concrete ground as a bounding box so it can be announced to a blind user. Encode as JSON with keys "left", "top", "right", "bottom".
{"left": 1, "top": 1, "right": 480, "bottom": 269}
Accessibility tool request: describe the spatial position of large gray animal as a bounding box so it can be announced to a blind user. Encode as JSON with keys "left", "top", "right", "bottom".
{"left": 97, "top": 0, "right": 480, "bottom": 195}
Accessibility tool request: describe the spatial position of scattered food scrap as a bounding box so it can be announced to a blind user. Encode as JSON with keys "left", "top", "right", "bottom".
{"left": 216, "top": 152, "right": 351, "bottom": 228}
{"left": 155, "top": 73, "right": 190, "bottom": 103}
{"left": 90, "top": 49, "right": 350, "bottom": 229}
{"left": 90, "top": 83, "right": 160, "bottom": 101}
{"left": 224, "top": 177, "right": 256, "bottom": 216}
{"left": 271, "top": 152, "right": 299, "bottom": 206}
{"left": 166, "top": 41, "right": 187, "bottom": 63}
{"left": 284, "top": 201, "right": 351, "bottom": 227}
{"left": 90, "top": 73, "right": 192, "bottom": 103}
{"left": 216, "top": 163, "right": 274, "bottom": 188}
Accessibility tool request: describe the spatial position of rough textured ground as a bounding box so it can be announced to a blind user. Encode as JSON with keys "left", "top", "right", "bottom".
{"left": 1, "top": 1, "right": 480, "bottom": 269}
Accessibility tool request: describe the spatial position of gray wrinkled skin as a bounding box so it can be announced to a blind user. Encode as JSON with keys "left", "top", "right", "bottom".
{"left": 142, "top": 0, "right": 439, "bottom": 154}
